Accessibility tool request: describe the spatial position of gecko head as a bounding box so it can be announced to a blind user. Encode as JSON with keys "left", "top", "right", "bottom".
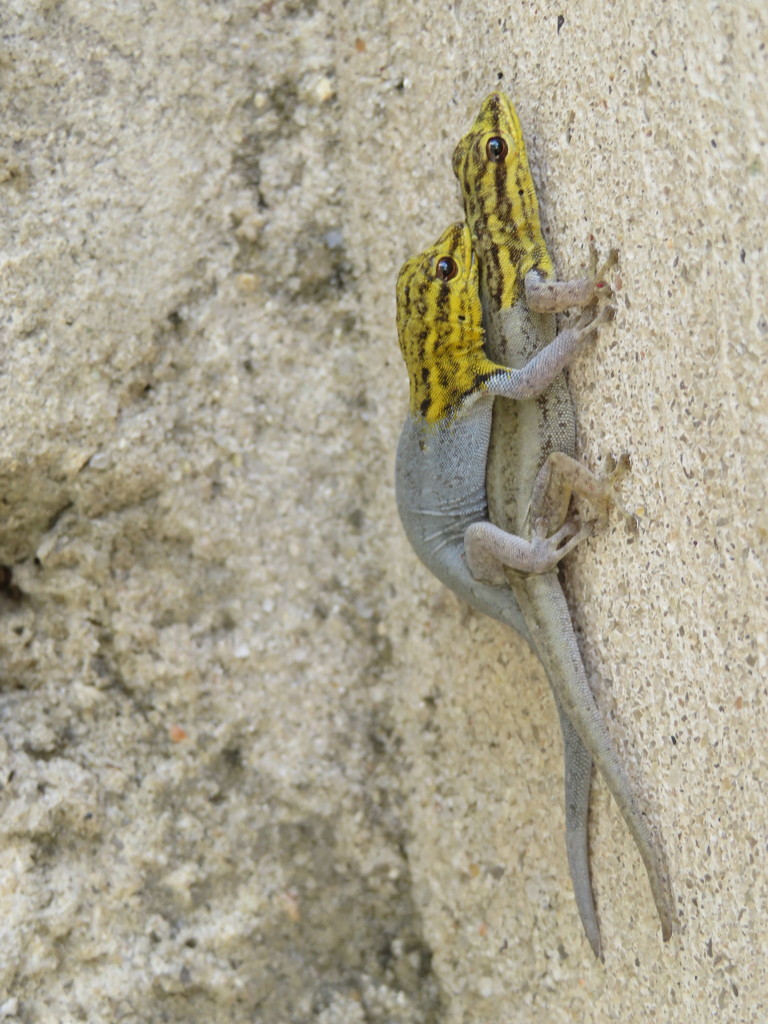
{"left": 396, "top": 221, "right": 481, "bottom": 349}
{"left": 396, "top": 222, "right": 487, "bottom": 422}
{"left": 452, "top": 92, "right": 539, "bottom": 234}
{"left": 451, "top": 92, "right": 551, "bottom": 304}
{"left": 452, "top": 92, "right": 527, "bottom": 188}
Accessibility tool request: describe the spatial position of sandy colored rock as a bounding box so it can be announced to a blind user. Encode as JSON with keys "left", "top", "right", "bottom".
{"left": 0, "top": 0, "right": 766, "bottom": 1021}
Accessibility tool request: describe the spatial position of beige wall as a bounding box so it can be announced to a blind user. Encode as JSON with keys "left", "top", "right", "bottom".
{"left": 0, "top": 1, "right": 765, "bottom": 1021}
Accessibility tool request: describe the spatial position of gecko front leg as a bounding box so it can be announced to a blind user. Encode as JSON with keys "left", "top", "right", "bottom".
{"left": 525, "top": 247, "right": 619, "bottom": 313}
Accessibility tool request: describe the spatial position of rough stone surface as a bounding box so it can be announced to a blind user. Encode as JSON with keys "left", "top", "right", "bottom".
{"left": 0, "top": 1, "right": 765, "bottom": 1022}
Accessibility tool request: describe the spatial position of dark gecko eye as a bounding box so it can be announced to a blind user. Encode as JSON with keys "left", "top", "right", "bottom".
{"left": 435, "top": 256, "right": 458, "bottom": 281}
{"left": 486, "top": 136, "right": 508, "bottom": 162}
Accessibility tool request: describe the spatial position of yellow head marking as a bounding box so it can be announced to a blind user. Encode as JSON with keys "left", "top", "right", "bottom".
{"left": 452, "top": 92, "right": 554, "bottom": 307}
{"left": 396, "top": 222, "right": 501, "bottom": 424}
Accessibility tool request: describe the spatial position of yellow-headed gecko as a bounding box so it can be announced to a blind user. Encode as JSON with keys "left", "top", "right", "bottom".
{"left": 450, "top": 92, "right": 673, "bottom": 955}
{"left": 394, "top": 221, "right": 629, "bottom": 947}
{"left": 395, "top": 221, "right": 606, "bottom": 620}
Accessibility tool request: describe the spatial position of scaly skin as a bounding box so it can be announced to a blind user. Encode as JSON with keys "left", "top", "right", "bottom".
{"left": 394, "top": 221, "right": 628, "bottom": 954}
{"left": 396, "top": 222, "right": 507, "bottom": 424}
{"left": 453, "top": 91, "right": 673, "bottom": 955}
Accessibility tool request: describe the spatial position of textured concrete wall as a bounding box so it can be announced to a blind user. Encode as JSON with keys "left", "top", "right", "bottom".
{"left": 0, "top": 1, "right": 765, "bottom": 1021}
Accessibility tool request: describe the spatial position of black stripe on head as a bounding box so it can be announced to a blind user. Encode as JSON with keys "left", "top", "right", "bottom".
{"left": 434, "top": 277, "right": 451, "bottom": 324}
{"left": 514, "top": 159, "right": 534, "bottom": 251}
{"left": 488, "top": 93, "right": 502, "bottom": 129}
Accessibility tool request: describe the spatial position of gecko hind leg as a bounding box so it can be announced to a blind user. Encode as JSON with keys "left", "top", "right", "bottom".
{"left": 530, "top": 450, "right": 633, "bottom": 537}
{"left": 464, "top": 517, "right": 594, "bottom": 583}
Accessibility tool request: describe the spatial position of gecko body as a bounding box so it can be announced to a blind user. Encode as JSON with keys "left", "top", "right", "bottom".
{"left": 452, "top": 92, "right": 673, "bottom": 954}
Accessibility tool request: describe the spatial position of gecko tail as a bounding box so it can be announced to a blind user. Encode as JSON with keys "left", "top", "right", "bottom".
{"left": 556, "top": 698, "right": 603, "bottom": 960}
{"left": 519, "top": 572, "right": 674, "bottom": 946}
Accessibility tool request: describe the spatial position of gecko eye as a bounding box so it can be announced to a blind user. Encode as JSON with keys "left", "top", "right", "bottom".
{"left": 486, "top": 136, "right": 508, "bottom": 162}
{"left": 435, "top": 256, "right": 458, "bottom": 281}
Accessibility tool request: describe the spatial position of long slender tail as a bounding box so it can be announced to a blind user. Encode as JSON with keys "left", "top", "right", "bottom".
{"left": 516, "top": 572, "right": 674, "bottom": 943}
{"left": 552, "top": 694, "right": 602, "bottom": 959}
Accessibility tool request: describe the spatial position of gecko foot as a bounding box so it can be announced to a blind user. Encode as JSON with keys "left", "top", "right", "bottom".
{"left": 528, "top": 517, "right": 595, "bottom": 571}
{"left": 574, "top": 301, "right": 615, "bottom": 338}
{"left": 599, "top": 452, "right": 637, "bottom": 530}
{"left": 589, "top": 242, "right": 619, "bottom": 291}
{"left": 522, "top": 244, "right": 618, "bottom": 313}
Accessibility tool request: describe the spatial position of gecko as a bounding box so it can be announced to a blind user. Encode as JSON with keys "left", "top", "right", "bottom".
{"left": 451, "top": 91, "right": 673, "bottom": 955}
{"left": 394, "top": 221, "right": 609, "bottom": 620}
{"left": 394, "top": 221, "right": 627, "bottom": 946}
